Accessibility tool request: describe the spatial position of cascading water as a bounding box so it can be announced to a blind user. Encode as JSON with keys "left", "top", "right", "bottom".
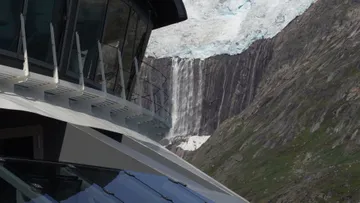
{"left": 167, "top": 58, "right": 209, "bottom": 151}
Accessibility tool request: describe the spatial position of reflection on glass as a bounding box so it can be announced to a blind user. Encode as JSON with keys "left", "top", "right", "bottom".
{"left": 68, "top": 0, "right": 106, "bottom": 79}
{"left": 104, "top": 171, "right": 169, "bottom": 203}
{"left": 129, "top": 171, "right": 214, "bottom": 203}
{"left": 99, "top": 0, "right": 130, "bottom": 95}
{"left": 0, "top": 0, "right": 23, "bottom": 52}
{"left": 121, "top": 10, "right": 138, "bottom": 84}
{"left": 96, "top": 44, "right": 120, "bottom": 94}
{"left": 133, "top": 18, "right": 147, "bottom": 61}
{"left": 103, "top": 0, "right": 129, "bottom": 49}
{"left": 26, "top": 0, "right": 54, "bottom": 62}
{"left": 0, "top": 159, "right": 215, "bottom": 203}
{"left": 25, "top": 0, "right": 67, "bottom": 63}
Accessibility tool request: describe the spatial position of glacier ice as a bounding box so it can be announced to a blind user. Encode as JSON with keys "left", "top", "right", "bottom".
{"left": 146, "top": 0, "right": 316, "bottom": 59}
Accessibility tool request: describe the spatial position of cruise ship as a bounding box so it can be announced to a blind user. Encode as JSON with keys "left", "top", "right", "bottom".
{"left": 0, "top": 0, "right": 248, "bottom": 202}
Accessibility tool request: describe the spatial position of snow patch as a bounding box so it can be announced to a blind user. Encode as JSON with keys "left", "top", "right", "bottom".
{"left": 178, "top": 135, "right": 211, "bottom": 151}
{"left": 147, "top": 0, "right": 316, "bottom": 59}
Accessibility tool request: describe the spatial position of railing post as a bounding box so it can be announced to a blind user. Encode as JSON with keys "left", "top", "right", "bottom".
{"left": 50, "top": 23, "right": 59, "bottom": 84}
{"left": 20, "top": 14, "right": 29, "bottom": 78}
{"left": 75, "top": 32, "right": 85, "bottom": 91}
{"left": 117, "top": 49, "right": 126, "bottom": 99}
{"left": 148, "top": 68, "right": 155, "bottom": 113}
{"left": 134, "top": 57, "right": 142, "bottom": 108}
{"left": 97, "top": 41, "right": 107, "bottom": 94}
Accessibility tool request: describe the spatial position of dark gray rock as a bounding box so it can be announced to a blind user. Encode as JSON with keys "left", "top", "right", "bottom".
{"left": 143, "top": 39, "right": 273, "bottom": 139}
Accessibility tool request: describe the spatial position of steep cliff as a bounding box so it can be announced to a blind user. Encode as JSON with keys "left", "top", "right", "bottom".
{"left": 143, "top": 39, "right": 273, "bottom": 155}
{"left": 199, "top": 40, "right": 274, "bottom": 135}
{"left": 189, "top": 0, "right": 360, "bottom": 202}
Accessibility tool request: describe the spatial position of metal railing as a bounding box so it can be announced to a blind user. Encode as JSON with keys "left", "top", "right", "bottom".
{"left": 0, "top": 13, "right": 172, "bottom": 132}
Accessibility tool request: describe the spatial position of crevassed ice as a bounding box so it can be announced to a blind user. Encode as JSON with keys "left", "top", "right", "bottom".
{"left": 146, "top": 0, "right": 316, "bottom": 59}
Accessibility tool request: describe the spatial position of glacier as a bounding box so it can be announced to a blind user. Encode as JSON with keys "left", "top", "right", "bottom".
{"left": 146, "top": 0, "right": 316, "bottom": 59}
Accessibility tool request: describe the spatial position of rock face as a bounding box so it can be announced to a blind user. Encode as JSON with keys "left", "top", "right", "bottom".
{"left": 187, "top": 0, "right": 360, "bottom": 202}
{"left": 143, "top": 39, "right": 273, "bottom": 141}
{"left": 199, "top": 40, "right": 274, "bottom": 135}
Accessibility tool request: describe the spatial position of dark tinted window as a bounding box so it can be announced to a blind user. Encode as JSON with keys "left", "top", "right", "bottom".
{"left": 118, "top": 10, "right": 151, "bottom": 97}
{"left": 26, "top": 0, "right": 66, "bottom": 63}
{"left": 103, "top": 0, "right": 129, "bottom": 48}
{"left": 26, "top": 0, "right": 54, "bottom": 62}
{"left": 133, "top": 18, "right": 148, "bottom": 61}
{"left": 99, "top": 0, "right": 130, "bottom": 95}
{"left": 68, "top": 0, "right": 107, "bottom": 79}
{"left": 0, "top": 0, "right": 23, "bottom": 52}
{"left": 122, "top": 10, "right": 138, "bottom": 86}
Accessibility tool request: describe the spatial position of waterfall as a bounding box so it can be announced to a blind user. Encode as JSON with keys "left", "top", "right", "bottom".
{"left": 168, "top": 58, "right": 204, "bottom": 139}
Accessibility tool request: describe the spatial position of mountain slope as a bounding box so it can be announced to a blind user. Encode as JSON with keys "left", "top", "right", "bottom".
{"left": 188, "top": 0, "right": 360, "bottom": 202}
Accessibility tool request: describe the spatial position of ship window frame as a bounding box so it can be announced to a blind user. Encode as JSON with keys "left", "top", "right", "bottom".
{"left": 0, "top": 0, "right": 154, "bottom": 96}
{"left": 0, "top": 0, "right": 26, "bottom": 54}
{"left": 0, "top": 0, "right": 72, "bottom": 75}
{"left": 17, "top": 0, "right": 68, "bottom": 73}
{"left": 100, "top": 0, "right": 132, "bottom": 94}
{"left": 0, "top": 0, "right": 25, "bottom": 65}
{"left": 125, "top": 10, "right": 153, "bottom": 98}
{"left": 65, "top": 0, "right": 109, "bottom": 83}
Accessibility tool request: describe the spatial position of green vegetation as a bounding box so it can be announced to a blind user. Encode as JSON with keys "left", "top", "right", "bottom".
{"left": 196, "top": 96, "right": 360, "bottom": 202}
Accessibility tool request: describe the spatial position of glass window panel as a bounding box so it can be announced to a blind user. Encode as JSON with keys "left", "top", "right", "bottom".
{"left": 103, "top": 0, "right": 129, "bottom": 49}
{"left": 3, "top": 161, "right": 82, "bottom": 202}
{"left": 121, "top": 10, "right": 138, "bottom": 81}
{"left": 122, "top": 18, "right": 148, "bottom": 97}
{"left": 0, "top": 0, "right": 23, "bottom": 52}
{"left": 68, "top": 0, "right": 107, "bottom": 80}
{"left": 113, "top": 66, "right": 128, "bottom": 97}
{"left": 52, "top": 0, "right": 68, "bottom": 60}
{"left": 120, "top": 69, "right": 131, "bottom": 95}
{"left": 1, "top": 160, "right": 218, "bottom": 203}
{"left": 133, "top": 18, "right": 147, "bottom": 61}
{"left": 104, "top": 171, "right": 169, "bottom": 203}
{"left": 96, "top": 44, "right": 118, "bottom": 93}
{"left": 26, "top": 0, "right": 60, "bottom": 63}
{"left": 99, "top": 0, "right": 130, "bottom": 95}
{"left": 129, "top": 171, "right": 215, "bottom": 203}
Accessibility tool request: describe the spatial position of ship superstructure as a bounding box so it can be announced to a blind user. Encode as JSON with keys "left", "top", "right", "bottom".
{"left": 0, "top": 0, "right": 248, "bottom": 202}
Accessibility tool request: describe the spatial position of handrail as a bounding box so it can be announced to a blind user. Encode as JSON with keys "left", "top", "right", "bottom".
{"left": 14, "top": 19, "right": 172, "bottom": 123}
